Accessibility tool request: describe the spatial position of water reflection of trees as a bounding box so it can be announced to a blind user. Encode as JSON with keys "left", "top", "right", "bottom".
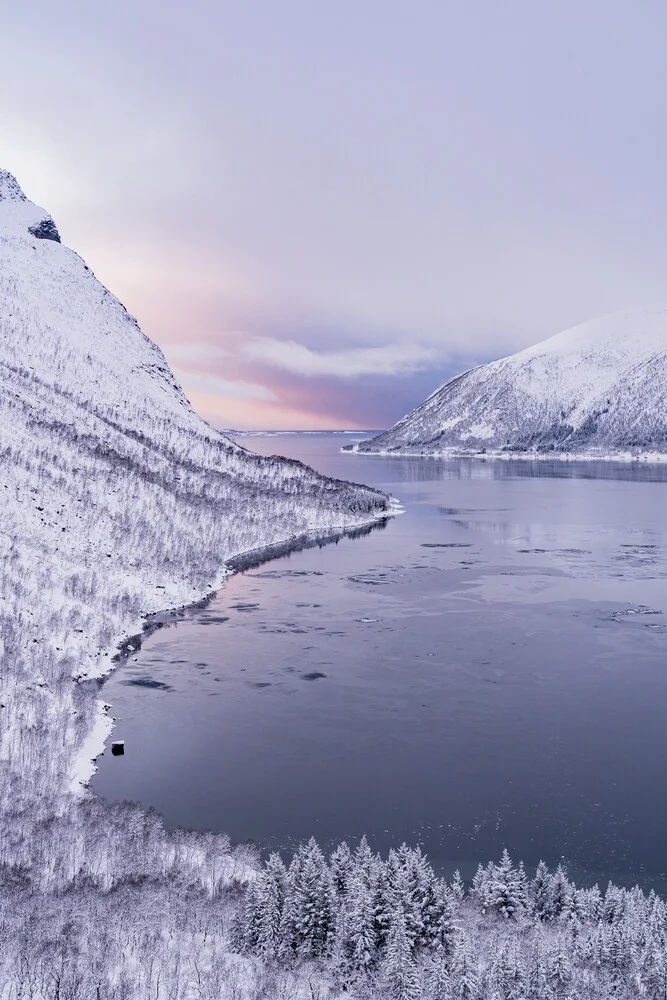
{"left": 227, "top": 517, "right": 390, "bottom": 572}
{"left": 113, "top": 518, "right": 391, "bottom": 660}
{"left": 359, "top": 454, "right": 667, "bottom": 484}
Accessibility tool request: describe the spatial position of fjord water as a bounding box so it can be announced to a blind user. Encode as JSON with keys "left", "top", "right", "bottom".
{"left": 93, "top": 435, "right": 667, "bottom": 889}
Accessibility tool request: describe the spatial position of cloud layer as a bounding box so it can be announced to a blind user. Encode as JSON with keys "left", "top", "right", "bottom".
{"left": 171, "top": 368, "right": 277, "bottom": 402}
{"left": 162, "top": 338, "right": 458, "bottom": 429}
{"left": 240, "top": 338, "right": 438, "bottom": 378}
{"left": 3, "top": 2, "right": 667, "bottom": 427}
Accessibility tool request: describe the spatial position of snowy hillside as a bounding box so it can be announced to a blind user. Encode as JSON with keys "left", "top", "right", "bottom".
{"left": 356, "top": 310, "right": 667, "bottom": 457}
{"left": 4, "top": 171, "right": 667, "bottom": 1000}
{"left": 0, "top": 169, "right": 389, "bottom": 815}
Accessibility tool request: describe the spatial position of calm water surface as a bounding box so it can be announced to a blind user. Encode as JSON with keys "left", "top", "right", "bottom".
{"left": 93, "top": 434, "right": 667, "bottom": 889}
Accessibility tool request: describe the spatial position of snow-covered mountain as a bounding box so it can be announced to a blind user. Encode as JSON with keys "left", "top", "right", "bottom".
{"left": 356, "top": 310, "right": 667, "bottom": 457}
{"left": 4, "top": 172, "right": 667, "bottom": 1000}
{"left": 0, "top": 169, "right": 389, "bottom": 807}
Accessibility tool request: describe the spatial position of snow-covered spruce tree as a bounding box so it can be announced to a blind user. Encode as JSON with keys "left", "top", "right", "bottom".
{"left": 551, "top": 864, "right": 575, "bottom": 920}
{"left": 517, "top": 863, "right": 529, "bottom": 909}
{"left": 431, "top": 880, "right": 458, "bottom": 955}
{"left": 294, "top": 838, "right": 336, "bottom": 959}
{"left": 532, "top": 861, "right": 555, "bottom": 922}
{"left": 547, "top": 946, "right": 572, "bottom": 999}
{"left": 242, "top": 880, "right": 262, "bottom": 953}
{"left": 490, "top": 942, "right": 527, "bottom": 999}
{"left": 371, "top": 847, "right": 394, "bottom": 953}
{"left": 451, "top": 869, "right": 466, "bottom": 903}
{"left": 255, "top": 852, "right": 287, "bottom": 958}
{"left": 274, "top": 838, "right": 335, "bottom": 960}
{"left": 392, "top": 845, "right": 427, "bottom": 950}
{"left": 471, "top": 861, "right": 495, "bottom": 913}
{"left": 603, "top": 880, "right": 627, "bottom": 924}
{"left": 449, "top": 941, "right": 480, "bottom": 1000}
{"left": 425, "top": 948, "right": 453, "bottom": 1000}
{"left": 330, "top": 840, "right": 353, "bottom": 899}
{"left": 640, "top": 940, "right": 667, "bottom": 998}
{"left": 277, "top": 847, "right": 303, "bottom": 959}
{"left": 489, "top": 849, "right": 527, "bottom": 920}
{"left": 525, "top": 942, "right": 549, "bottom": 1000}
{"left": 406, "top": 845, "right": 442, "bottom": 951}
{"left": 343, "top": 838, "right": 380, "bottom": 974}
{"left": 382, "top": 902, "right": 423, "bottom": 1000}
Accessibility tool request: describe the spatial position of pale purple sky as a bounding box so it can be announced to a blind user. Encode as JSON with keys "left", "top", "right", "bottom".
{"left": 2, "top": 1, "right": 667, "bottom": 428}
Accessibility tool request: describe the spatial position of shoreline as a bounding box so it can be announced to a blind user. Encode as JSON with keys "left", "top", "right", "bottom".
{"left": 69, "top": 504, "right": 401, "bottom": 793}
{"left": 343, "top": 444, "right": 667, "bottom": 463}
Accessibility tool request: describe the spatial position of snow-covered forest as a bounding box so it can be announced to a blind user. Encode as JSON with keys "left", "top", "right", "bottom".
{"left": 2, "top": 823, "right": 665, "bottom": 999}
{"left": 241, "top": 839, "right": 667, "bottom": 999}
{"left": 3, "top": 168, "right": 667, "bottom": 999}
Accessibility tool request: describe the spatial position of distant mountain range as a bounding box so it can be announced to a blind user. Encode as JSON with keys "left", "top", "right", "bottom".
{"left": 355, "top": 310, "right": 667, "bottom": 458}
{"left": 228, "top": 429, "right": 384, "bottom": 436}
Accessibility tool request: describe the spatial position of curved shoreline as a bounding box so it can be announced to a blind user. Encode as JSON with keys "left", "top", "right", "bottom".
{"left": 70, "top": 505, "right": 400, "bottom": 792}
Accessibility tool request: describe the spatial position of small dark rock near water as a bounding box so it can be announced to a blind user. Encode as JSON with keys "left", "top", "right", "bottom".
{"left": 111, "top": 741, "right": 125, "bottom": 756}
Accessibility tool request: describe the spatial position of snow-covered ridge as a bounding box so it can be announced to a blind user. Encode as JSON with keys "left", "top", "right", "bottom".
{"left": 0, "top": 171, "right": 390, "bottom": 810}
{"left": 356, "top": 309, "right": 667, "bottom": 457}
{"left": 0, "top": 167, "right": 61, "bottom": 242}
{"left": 0, "top": 168, "right": 26, "bottom": 201}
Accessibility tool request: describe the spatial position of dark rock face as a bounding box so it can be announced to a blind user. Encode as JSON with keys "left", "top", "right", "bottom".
{"left": 0, "top": 170, "right": 26, "bottom": 201}
{"left": 28, "top": 218, "right": 61, "bottom": 243}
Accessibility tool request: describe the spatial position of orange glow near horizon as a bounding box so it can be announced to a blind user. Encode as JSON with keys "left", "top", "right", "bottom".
{"left": 185, "top": 391, "right": 364, "bottom": 432}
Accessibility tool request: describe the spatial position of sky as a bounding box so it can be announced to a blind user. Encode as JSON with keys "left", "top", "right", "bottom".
{"left": 2, "top": 1, "right": 667, "bottom": 429}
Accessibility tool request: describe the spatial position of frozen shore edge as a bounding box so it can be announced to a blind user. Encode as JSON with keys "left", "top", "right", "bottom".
{"left": 69, "top": 504, "right": 401, "bottom": 793}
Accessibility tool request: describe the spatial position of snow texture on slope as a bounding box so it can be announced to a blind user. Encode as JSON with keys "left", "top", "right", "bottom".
{"left": 0, "top": 167, "right": 61, "bottom": 242}
{"left": 0, "top": 170, "right": 389, "bottom": 803}
{"left": 358, "top": 310, "right": 667, "bottom": 456}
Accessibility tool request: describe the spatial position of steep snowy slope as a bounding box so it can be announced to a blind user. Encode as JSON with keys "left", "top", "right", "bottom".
{"left": 0, "top": 170, "right": 389, "bottom": 811}
{"left": 357, "top": 310, "right": 667, "bottom": 457}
